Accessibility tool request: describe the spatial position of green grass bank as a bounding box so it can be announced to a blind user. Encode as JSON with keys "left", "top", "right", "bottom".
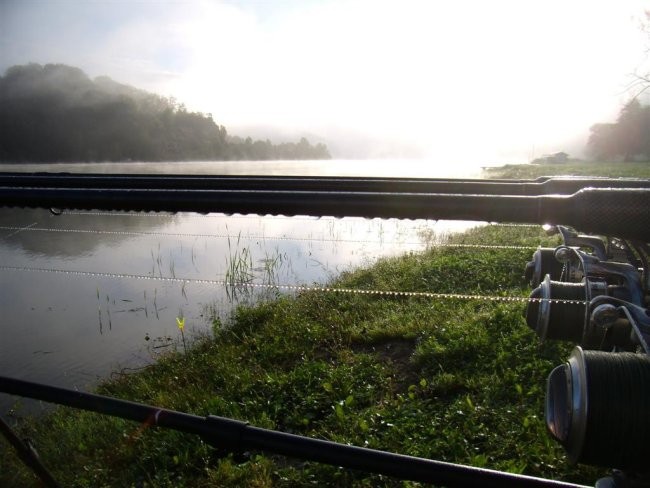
{"left": 1, "top": 226, "right": 604, "bottom": 487}
{"left": 2, "top": 161, "right": 647, "bottom": 486}
{"left": 485, "top": 160, "right": 650, "bottom": 179}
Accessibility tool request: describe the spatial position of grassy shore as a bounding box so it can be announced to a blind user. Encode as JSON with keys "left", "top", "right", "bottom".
{"left": 485, "top": 160, "right": 650, "bottom": 179}
{"left": 3, "top": 161, "right": 647, "bottom": 486}
{"left": 1, "top": 225, "right": 605, "bottom": 487}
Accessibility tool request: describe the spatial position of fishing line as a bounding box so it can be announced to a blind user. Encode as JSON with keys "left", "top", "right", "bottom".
{"left": 489, "top": 223, "right": 543, "bottom": 228}
{"left": 57, "top": 210, "right": 545, "bottom": 229}
{"left": 59, "top": 211, "right": 366, "bottom": 222}
{"left": 2, "top": 222, "right": 38, "bottom": 238}
{"left": 0, "top": 265, "right": 585, "bottom": 305}
{"left": 0, "top": 225, "right": 537, "bottom": 250}
{"left": 61, "top": 210, "right": 176, "bottom": 218}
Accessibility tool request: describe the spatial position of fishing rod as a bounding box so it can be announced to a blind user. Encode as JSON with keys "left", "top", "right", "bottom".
{"left": 0, "top": 415, "right": 60, "bottom": 488}
{"left": 1, "top": 185, "right": 649, "bottom": 241}
{"left": 0, "top": 376, "right": 588, "bottom": 488}
{"left": 0, "top": 173, "right": 649, "bottom": 195}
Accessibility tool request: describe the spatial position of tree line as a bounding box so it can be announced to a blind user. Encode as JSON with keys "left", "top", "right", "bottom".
{"left": 0, "top": 63, "right": 330, "bottom": 162}
{"left": 587, "top": 99, "right": 650, "bottom": 162}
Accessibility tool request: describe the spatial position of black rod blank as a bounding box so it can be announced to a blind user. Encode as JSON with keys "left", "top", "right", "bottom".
{"left": 1, "top": 186, "right": 649, "bottom": 242}
{"left": 0, "top": 376, "right": 588, "bottom": 488}
{"left": 0, "top": 173, "right": 648, "bottom": 195}
{"left": 0, "top": 416, "right": 60, "bottom": 488}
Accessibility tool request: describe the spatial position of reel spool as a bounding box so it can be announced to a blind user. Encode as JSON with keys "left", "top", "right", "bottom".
{"left": 524, "top": 248, "right": 565, "bottom": 287}
{"left": 526, "top": 275, "right": 590, "bottom": 344}
{"left": 546, "top": 347, "right": 650, "bottom": 470}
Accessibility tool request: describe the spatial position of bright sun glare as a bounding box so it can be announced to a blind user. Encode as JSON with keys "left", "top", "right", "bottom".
{"left": 163, "top": 1, "right": 648, "bottom": 162}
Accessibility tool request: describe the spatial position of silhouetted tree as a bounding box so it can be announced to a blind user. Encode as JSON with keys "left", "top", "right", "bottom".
{"left": 587, "top": 100, "right": 650, "bottom": 161}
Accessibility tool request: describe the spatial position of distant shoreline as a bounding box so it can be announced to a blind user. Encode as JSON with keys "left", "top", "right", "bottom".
{"left": 0, "top": 159, "right": 487, "bottom": 179}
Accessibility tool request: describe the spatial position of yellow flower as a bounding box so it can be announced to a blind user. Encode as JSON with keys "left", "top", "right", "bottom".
{"left": 176, "top": 317, "right": 185, "bottom": 330}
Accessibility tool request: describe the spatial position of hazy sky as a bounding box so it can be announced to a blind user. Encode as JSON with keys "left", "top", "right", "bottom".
{"left": 2, "top": 0, "right": 650, "bottom": 162}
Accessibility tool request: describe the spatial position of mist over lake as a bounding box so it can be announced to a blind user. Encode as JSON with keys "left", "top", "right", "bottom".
{"left": 0, "top": 158, "right": 486, "bottom": 178}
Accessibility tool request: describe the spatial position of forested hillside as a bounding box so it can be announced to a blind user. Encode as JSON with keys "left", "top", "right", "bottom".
{"left": 0, "top": 64, "right": 330, "bottom": 162}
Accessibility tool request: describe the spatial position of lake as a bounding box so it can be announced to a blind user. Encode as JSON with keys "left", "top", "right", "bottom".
{"left": 0, "top": 159, "right": 486, "bottom": 414}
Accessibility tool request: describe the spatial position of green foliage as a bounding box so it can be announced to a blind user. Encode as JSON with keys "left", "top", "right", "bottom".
{"left": 0, "top": 63, "right": 330, "bottom": 162}
{"left": 0, "top": 225, "right": 605, "bottom": 486}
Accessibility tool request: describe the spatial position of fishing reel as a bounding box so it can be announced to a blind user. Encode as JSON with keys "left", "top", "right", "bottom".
{"left": 546, "top": 344, "right": 650, "bottom": 473}
{"left": 525, "top": 248, "right": 644, "bottom": 348}
{"left": 525, "top": 226, "right": 647, "bottom": 348}
{"left": 523, "top": 226, "right": 650, "bottom": 482}
{"left": 524, "top": 226, "right": 640, "bottom": 288}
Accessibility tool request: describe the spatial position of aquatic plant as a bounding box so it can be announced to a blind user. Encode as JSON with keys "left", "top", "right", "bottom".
{"left": 224, "top": 231, "right": 254, "bottom": 301}
{"left": 176, "top": 315, "right": 187, "bottom": 354}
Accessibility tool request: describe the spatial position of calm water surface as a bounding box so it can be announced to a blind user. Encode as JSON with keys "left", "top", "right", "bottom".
{"left": 0, "top": 160, "right": 485, "bottom": 414}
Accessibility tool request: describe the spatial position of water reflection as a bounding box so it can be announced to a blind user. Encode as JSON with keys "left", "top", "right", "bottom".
{"left": 0, "top": 208, "right": 176, "bottom": 258}
{"left": 0, "top": 206, "right": 465, "bottom": 414}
